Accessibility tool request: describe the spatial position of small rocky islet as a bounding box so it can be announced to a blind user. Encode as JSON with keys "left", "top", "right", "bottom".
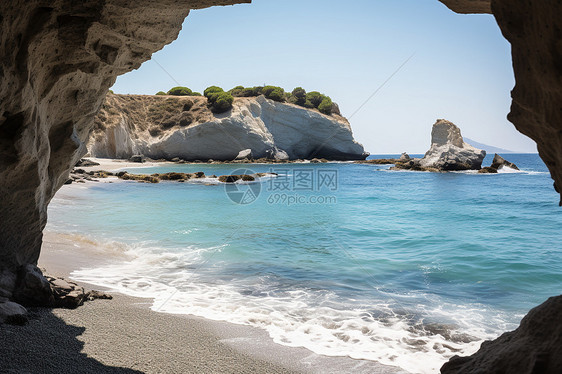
{"left": 358, "top": 119, "right": 518, "bottom": 173}
{"left": 67, "top": 166, "right": 276, "bottom": 185}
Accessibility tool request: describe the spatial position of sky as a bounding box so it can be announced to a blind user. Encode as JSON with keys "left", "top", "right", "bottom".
{"left": 110, "top": 0, "right": 538, "bottom": 154}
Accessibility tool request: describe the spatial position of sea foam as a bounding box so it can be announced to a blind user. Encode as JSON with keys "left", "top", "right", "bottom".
{"left": 70, "top": 240, "right": 509, "bottom": 374}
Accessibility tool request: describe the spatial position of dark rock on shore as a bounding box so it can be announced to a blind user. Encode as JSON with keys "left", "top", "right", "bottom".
{"left": 119, "top": 173, "right": 160, "bottom": 183}
{"left": 129, "top": 155, "right": 146, "bottom": 163}
{"left": 1, "top": 266, "right": 113, "bottom": 325}
{"left": 441, "top": 295, "right": 562, "bottom": 374}
{"left": 0, "top": 300, "right": 28, "bottom": 325}
{"left": 219, "top": 175, "right": 240, "bottom": 183}
{"left": 391, "top": 160, "right": 441, "bottom": 173}
{"left": 68, "top": 168, "right": 113, "bottom": 184}
{"left": 85, "top": 290, "right": 113, "bottom": 301}
{"left": 13, "top": 265, "right": 54, "bottom": 307}
{"left": 218, "top": 175, "right": 255, "bottom": 183}
{"left": 478, "top": 166, "right": 498, "bottom": 174}
{"left": 75, "top": 159, "right": 100, "bottom": 167}
{"left": 117, "top": 171, "right": 261, "bottom": 184}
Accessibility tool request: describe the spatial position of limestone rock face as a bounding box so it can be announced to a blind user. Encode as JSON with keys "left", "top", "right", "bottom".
{"left": 419, "top": 119, "right": 486, "bottom": 170}
{"left": 0, "top": 0, "right": 249, "bottom": 298}
{"left": 441, "top": 295, "right": 562, "bottom": 374}
{"left": 87, "top": 95, "right": 367, "bottom": 161}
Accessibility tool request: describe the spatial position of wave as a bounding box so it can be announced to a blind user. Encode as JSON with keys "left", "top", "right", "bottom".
{"left": 69, "top": 241, "right": 511, "bottom": 374}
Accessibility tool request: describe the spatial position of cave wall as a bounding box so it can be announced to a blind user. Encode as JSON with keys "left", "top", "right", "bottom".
{"left": 438, "top": 0, "right": 491, "bottom": 14}
{"left": 0, "top": 0, "right": 249, "bottom": 297}
{"left": 0, "top": 1, "right": 561, "bottom": 371}
{"left": 492, "top": 0, "right": 562, "bottom": 204}
{"left": 440, "top": 0, "right": 562, "bottom": 205}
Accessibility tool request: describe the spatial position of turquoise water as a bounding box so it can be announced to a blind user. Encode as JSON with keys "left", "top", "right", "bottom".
{"left": 46, "top": 154, "right": 562, "bottom": 373}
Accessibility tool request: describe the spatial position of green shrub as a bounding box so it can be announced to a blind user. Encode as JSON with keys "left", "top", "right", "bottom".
{"left": 318, "top": 96, "right": 333, "bottom": 115}
{"left": 168, "top": 86, "right": 193, "bottom": 96}
{"left": 239, "top": 88, "right": 254, "bottom": 97}
{"left": 291, "top": 87, "right": 307, "bottom": 106}
{"left": 155, "top": 91, "right": 166, "bottom": 95}
{"left": 268, "top": 87, "right": 285, "bottom": 102}
{"left": 206, "top": 92, "right": 219, "bottom": 102}
{"left": 262, "top": 86, "right": 285, "bottom": 102}
{"left": 306, "top": 91, "right": 324, "bottom": 108}
{"left": 304, "top": 99, "right": 315, "bottom": 108}
{"left": 262, "top": 86, "right": 275, "bottom": 97}
{"left": 204, "top": 86, "right": 224, "bottom": 98}
{"left": 210, "top": 92, "right": 234, "bottom": 113}
{"left": 229, "top": 86, "right": 246, "bottom": 97}
{"left": 191, "top": 92, "right": 202, "bottom": 96}
{"left": 108, "top": 89, "right": 114, "bottom": 94}
{"left": 239, "top": 87, "right": 261, "bottom": 97}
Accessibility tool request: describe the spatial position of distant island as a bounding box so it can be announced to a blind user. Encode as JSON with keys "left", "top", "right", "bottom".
{"left": 463, "top": 137, "right": 515, "bottom": 154}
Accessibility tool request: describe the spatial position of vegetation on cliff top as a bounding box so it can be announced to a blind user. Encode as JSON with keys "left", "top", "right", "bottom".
{"left": 227, "top": 85, "right": 336, "bottom": 115}
{"left": 164, "top": 86, "right": 202, "bottom": 96}
{"left": 156, "top": 85, "right": 339, "bottom": 116}
{"left": 203, "top": 86, "right": 234, "bottom": 114}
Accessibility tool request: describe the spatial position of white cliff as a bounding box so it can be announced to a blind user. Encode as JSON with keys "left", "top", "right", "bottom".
{"left": 88, "top": 94, "right": 367, "bottom": 161}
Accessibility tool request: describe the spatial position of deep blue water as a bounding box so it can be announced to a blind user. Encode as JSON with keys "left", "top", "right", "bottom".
{"left": 46, "top": 154, "right": 562, "bottom": 373}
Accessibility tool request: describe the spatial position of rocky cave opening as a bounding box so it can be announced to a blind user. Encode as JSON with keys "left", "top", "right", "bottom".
{"left": 0, "top": 0, "right": 561, "bottom": 372}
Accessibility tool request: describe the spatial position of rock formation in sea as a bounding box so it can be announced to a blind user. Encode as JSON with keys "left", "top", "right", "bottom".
{"left": 479, "top": 154, "right": 520, "bottom": 174}
{"left": 490, "top": 154, "right": 519, "bottom": 171}
{"left": 1, "top": 1, "right": 562, "bottom": 373}
{"left": 420, "top": 119, "right": 486, "bottom": 170}
{"left": 393, "top": 119, "right": 485, "bottom": 171}
{"left": 88, "top": 94, "right": 367, "bottom": 161}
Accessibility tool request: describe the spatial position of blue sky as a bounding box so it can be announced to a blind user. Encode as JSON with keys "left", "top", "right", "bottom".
{"left": 111, "top": 0, "right": 537, "bottom": 154}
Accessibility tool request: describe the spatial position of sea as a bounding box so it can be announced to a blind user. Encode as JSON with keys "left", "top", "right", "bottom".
{"left": 45, "top": 153, "right": 562, "bottom": 374}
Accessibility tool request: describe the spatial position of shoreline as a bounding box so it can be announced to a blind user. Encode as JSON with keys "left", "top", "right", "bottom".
{"left": 34, "top": 230, "right": 407, "bottom": 374}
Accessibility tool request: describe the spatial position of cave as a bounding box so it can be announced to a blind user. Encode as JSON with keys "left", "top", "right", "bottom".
{"left": 0, "top": 0, "right": 561, "bottom": 372}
